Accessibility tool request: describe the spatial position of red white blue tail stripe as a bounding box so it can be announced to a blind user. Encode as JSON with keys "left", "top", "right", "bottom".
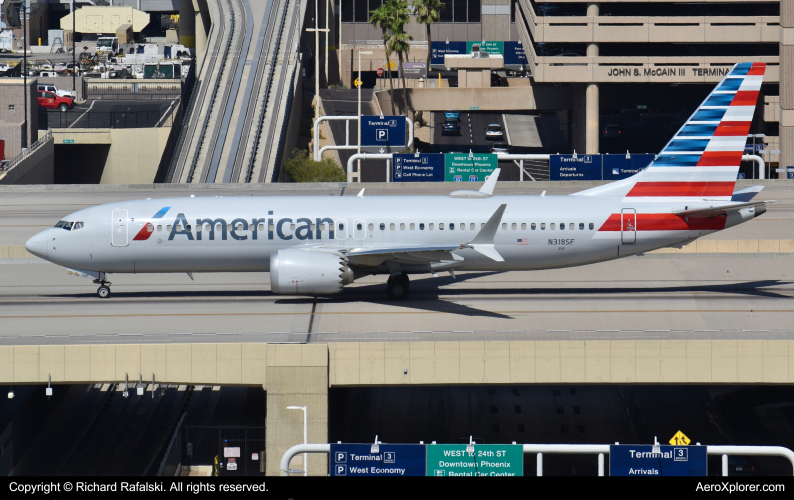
{"left": 626, "top": 62, "right": 765, "bottom": 200}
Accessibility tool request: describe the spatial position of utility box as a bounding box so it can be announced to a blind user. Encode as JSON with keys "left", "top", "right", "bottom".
{"left": 60, "top": 6, "right": 149, "bottom": 34}
{"left": 116, "top": 24, "right": 133, "bottom": 44}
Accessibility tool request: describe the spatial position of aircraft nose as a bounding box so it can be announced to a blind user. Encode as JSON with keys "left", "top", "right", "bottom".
{"left": 25, "top": 229, "right": 49, "bottom": 259}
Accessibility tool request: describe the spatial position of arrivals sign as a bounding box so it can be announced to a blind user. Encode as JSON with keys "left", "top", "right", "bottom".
{"left": 610, "top": 445, "right": 708, "bottom": 476}
{"left": 426, "top": 444, "right": 523, "bottom": 476}
{"left": 444, "top": 153, "right": 498, "bottom": 181}
{"left": 550, "top": 154, "right": 656, "bottom": 181}
{"left": 360, "top": 115, "right": 407, "bottom": 149}
{"left": 330, "top": 444, "right": 426, "bottom": 476}
{"left": 392, "top": 153, "right": 444, "bottom": 182}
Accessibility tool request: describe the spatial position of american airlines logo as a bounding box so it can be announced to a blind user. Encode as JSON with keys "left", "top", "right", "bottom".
{"left": 163, "top": 213, "right": 339, "bottom": 242}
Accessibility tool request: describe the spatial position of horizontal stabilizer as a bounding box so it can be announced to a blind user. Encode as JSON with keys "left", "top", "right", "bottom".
{"left": 731, "top": 185, "right": 765, "bottom": 202}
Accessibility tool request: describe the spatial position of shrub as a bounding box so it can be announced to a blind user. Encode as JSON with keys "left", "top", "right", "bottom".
{"left": 284, "top": 149, "right": 346, "bottom": 182}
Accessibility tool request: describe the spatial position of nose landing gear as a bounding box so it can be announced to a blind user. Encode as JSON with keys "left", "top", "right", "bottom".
{"left": 93, "top": 278, "right": 112, "bottom": 299}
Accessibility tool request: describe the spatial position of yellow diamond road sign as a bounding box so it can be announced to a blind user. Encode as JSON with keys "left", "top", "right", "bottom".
{"left": 669, "top": 431, "right": 691, "bottom": 446}
{"left": 389, "top": 60, "right": 396, "bottom": 70}
{"left": 354, "top": 78, "right": 362, "bottom": 88}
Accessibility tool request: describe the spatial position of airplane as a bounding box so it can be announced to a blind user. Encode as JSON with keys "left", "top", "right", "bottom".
{"left": 25, "top": 62, "right": 772, "bottom": 300}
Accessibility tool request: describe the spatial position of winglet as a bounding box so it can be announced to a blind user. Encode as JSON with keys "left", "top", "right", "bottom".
{"left": 478, "top": 168, "right": 501, "bottom": 196}
{"left": 461, "top": 203, "right": 507, "bottom": 261}
{"left": 357, "top": 188, "right": 365, "bottom": 198}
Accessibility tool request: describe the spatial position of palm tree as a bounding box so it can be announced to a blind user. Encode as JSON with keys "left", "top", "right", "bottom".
{"left": 412, "top": 0, "right": 443, "bottom": 71}
{"left": 389, "top": 30, "right": 414, "bottom": 116}
{"left": 369, "top": 5, "right": 397, "bottom": 113}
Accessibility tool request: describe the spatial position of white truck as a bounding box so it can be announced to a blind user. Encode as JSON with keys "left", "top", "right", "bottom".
{"left": 96, "top": 36, "right": 120, "bottom": 55}
{"left": 37, "top": 83, "right": 77, "bottom": 99}
{"left": 0, "top": 30, "right": 13, "bottom": 53}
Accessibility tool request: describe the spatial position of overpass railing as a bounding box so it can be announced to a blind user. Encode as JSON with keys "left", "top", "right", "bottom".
{"left": 0, "top": 129, "right": 53, "bottom": 176}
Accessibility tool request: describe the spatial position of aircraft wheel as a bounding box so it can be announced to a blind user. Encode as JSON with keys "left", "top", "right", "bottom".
{"left": 97, "top": 285, "right": 111, "bottom": 299}
{"left": 386, "top": 274, "right": 409, "bottom": 300}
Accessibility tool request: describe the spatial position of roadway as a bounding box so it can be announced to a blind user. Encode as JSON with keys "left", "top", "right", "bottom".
{"left": 1, "top": 183, "right": 793, "bottom": 346}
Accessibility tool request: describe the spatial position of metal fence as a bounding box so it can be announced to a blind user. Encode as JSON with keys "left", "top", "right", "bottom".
{"left": 157, "top": 413, "right": 187, "bottom": 477}
{"left": 183, "top": 423, "right": 266, "bottom": 476}
{"left": 83, "top": 80, "right": 183, "bottom": 101}
{"left": 41, "top": 110, "right": 174, "bottom": 129}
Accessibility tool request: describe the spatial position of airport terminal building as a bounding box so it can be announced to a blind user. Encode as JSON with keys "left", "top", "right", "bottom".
{"left": 333, "top": 0, "right": 793, "bottom": 175}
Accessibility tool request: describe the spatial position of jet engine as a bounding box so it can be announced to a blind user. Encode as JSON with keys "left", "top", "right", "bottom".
{"left": 269, "top": 249, "right": 354, "bottom": 295}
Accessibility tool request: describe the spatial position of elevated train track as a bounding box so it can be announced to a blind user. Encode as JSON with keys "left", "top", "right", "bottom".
{"left": 166, "top": 0, "right": 304, "bottom": 184}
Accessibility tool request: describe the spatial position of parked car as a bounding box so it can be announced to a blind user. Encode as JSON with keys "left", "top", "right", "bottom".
{"left": 490, "top": 142, "right": 510, "bottom": 155}
{"left": 485, "top": 123, "right": 504, "bottom": 140}
{"left": 442, "top": 119, "right": 461, "bottom": 136}
{"left": 602, "top": 124, "right": 621, "bottom": 138}
{"left": 38, "top": 83, "right": 76, "bottom": 99}
{"left": 37, "top": 91, "right": 74, "bottom": 112}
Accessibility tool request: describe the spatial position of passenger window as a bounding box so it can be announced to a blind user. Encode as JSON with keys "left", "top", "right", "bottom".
{"left": 560, "top": 223, "right": 565, "bottom": 231}
{"left": 319, "top": 223, "right": 326, "bottom": 230}
{"left": 390, "top": 223, "right": 395, "bottom": 230}
{"left": 521, "top": 223, "right": 526, "bottom": 230}
{"left": 531, "top": 223, "right": 536, "bottom": 230}
{"left": 511, "top": 223, "right": 517, "bottom": 230}
{"left": 338, "top": 223, "right": 345, "bottom": 231}
{"left": 419, "top": 223, "right": 425, "bottom": 230}
{"left": 429, "top": 223, "right": 434, "bottom": 230}
{"left": 589, "top": 223, "right": 594, "bottom": 230}
{"left": 569, "top": 223, "right": 574, "bottom": 230}
{"left": 290, "top": 223, "right": 296, "bottom": 231}
{"left": 167, "top": 225, "right": 172, "bottom": 231}
{"left": 236, "top": 223, "right": 244, "bottom": 230}
{"left": 440, "top": 223, "right": 445, "bottom": 230}
{"left": 540, "top": 223, "right": 546, "bottom": 230}
{"left": 269, "top": 223, "right": 275, "bottom": 231}
{"left": 216, "top": 223, "right": 223, "bottom": 231}
{"left": 410, "top": 223, "right": 415, "bottom": 230}
{"left": 356, "top": 223, "right": 363, "bottom": 230}
{"left": 550, "top": 223, "right": 556, "bottom": 230}
{"left": 311, "top": 223, "right": 317, "bottom": 231}
{"left": 259, "top": 223, "right": 265, "bottom": 231}
{"left": 186, "top": 225, "right": 192, "bottom": 231}
{"left": 470, "top": 223, "right": 475, "bottom": 230}
{"left": 157, "top": 225, "right": 163, "bottom": 231}
{"left": 481, "top": 223, "right": 485, "bottom": 228}
{"left": 579, "top": 223, "right": 584, "bottom": 230}
{"left": 460, "top": 223, "right": 464, "bottom": 230}
{"left": 380, "top": 223, "right": 385, "bottom": 230}
{"left": 400, "top": 223, "right": 405, "bottom": 230}
{"left": 501, "top": 223, "right": 507, "bottom": 230}
{"left": 368, "top": 223, "right": 373, "bottom": 230}
{"left": 449, "top": 223, "right": 454, "bottom": 230}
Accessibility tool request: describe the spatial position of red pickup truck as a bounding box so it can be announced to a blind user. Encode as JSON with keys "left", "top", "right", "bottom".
{"left": 37, "top": 91, "right": 74, "bottom": 112}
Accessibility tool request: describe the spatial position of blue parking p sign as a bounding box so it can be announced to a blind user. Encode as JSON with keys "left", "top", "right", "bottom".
{"left": 330, "top": 444, "right": 426, "bottom": 476}
{"left": 361, "top": 116, "right": 407, "bottom": 148}
{"left": 610, "top": 445, "right": 707, "bottom": 476}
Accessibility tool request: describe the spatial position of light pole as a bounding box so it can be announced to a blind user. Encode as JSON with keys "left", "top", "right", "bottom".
{"left": 22, "top": 0, "right": 27, "bottom": 148}
{"left": 357, "top": 50, "right": 373, "bottom": 179}
{"left": 748, "top": 133, "right": 765, "bottom": 179}
{"left": 287, "top": 405, "right": 307, "bottom": 476}
{"left": 72, "top": 0, "right": 76, "bottom": 93}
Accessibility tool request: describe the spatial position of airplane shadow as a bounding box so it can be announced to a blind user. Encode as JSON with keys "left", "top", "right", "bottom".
{"left": 49, "top": 275, "right": 791, "bottom": 319}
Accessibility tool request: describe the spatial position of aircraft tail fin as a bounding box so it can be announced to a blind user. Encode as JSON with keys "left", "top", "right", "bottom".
{"left": 574, "top": 62, "right": 765, "bottom": 200}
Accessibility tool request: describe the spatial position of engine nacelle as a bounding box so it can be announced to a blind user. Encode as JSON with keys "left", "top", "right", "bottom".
{"left": 270, "top": 249, "right": 353, "bottom": 295}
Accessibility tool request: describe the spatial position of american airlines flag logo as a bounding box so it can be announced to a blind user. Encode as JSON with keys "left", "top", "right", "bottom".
{"left": 517, "top": 238, "right": 528, "bottom": 245}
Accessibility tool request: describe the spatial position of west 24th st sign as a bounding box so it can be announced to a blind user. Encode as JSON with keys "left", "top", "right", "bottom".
{"left": 426, "top": 445, "right": 523, "bottom": 476}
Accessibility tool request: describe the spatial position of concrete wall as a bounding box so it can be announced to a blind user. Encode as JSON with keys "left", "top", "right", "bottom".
{"left": 38, "top": 77, "right": 86, "bottom": 101}
{"left": 0, "top": 78, "right": 39, "bottom": 158}
{"left": 0, "top": 136, "right": 54, "bottom": 185}
{"left": 376, "top": 85, "right": 572, "bottom": 113}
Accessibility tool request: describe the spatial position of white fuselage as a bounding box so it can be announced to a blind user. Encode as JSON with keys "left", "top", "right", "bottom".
{"left": 25, "top": 194, "right": 749, "bottom": 276}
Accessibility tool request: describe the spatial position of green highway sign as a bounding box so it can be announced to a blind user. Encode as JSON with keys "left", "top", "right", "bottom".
{"left": 469, "top": 106, "right": 480, "bottom": 110}
{"left": 444, "top": 153, "right": 497, "bottom": 182}
{"left": 466, "top": 41, "right": 504, "bottom": 56}
{"left": 426, "top": 444, "right": 523, "bottom": 476}
{"left": 62, "top": 139, "right": 75, "bottom": 144}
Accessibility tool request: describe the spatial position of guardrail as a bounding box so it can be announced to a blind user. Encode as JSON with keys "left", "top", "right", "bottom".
{"left": 83, "top": 79, "right": 184, "bottom": 100}
{"left": 41, "top": 110, "right": 175, "bottom": 129}
{"left": 0, "top": 129, "right": 53, "bottom": 175}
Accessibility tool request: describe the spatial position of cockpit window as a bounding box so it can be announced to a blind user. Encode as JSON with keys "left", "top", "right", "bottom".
{"left": 54, "top": 221, "right": 67, "bottom": 228}
{"left": 73, "top": 222, "right": 84, "bottom": 230}
{"left": 54, "top": 220, "right": 82, "bottom": 230}
{"left": 63, "top": 221, "right": 73, "bottom": 230}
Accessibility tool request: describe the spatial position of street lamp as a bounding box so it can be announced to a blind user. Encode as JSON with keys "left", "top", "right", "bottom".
{"left": 287, "top": 405, "right": 308, "bottom": 476}
{"left": 357, "top": 50, "right": 373, "bottom": 180}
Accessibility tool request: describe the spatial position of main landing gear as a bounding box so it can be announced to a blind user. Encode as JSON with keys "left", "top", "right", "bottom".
{"left": 93, "top": 278, "right": 112, "bottom": 299}
{"left": 386, "top": 273, "right": 410, "bottom": 300}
